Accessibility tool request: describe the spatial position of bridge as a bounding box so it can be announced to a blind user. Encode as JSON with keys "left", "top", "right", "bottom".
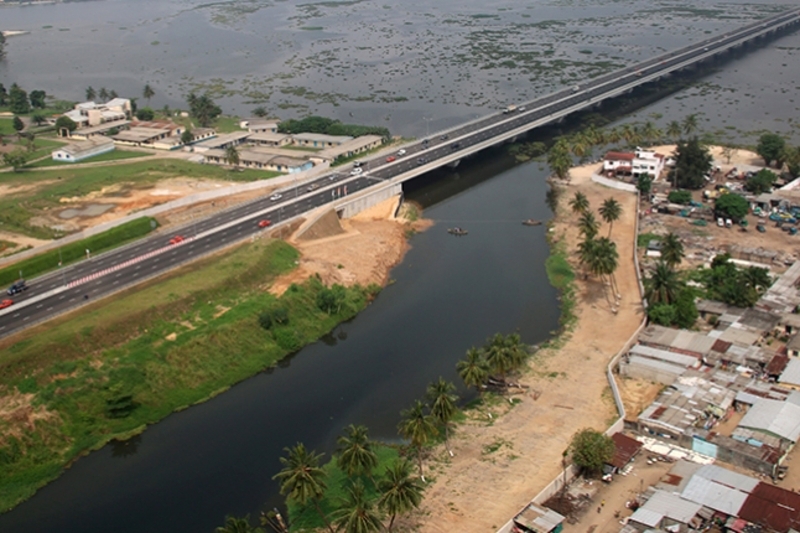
{"left": 1, "top": 9, "right": 799, "bottom": 338}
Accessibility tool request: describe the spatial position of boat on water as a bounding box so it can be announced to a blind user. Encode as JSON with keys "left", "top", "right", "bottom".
{"left": 447, "top": 227, "right": 468, "bottom": 236}
{"left": 522, "top": 219, "right": 542, "bottom": 226}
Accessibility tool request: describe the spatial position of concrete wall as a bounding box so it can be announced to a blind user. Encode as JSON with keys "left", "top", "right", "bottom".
{"left": 336, "top": 182, "right": 402, "bottom": 219}
{"left": 592, "top": 173, "right": 638, "bottom": 193}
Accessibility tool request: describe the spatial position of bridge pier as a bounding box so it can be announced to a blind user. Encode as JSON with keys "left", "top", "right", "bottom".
{"left": 447, "top": 160, "right": 461, "bottom": 169}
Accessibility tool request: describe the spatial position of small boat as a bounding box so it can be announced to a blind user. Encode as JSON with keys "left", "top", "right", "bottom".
{"left": 448, "top": 227, "right": 468, "bottom": 236}
{"left": 522, "top": 219, "right": 542, "bottom": 226}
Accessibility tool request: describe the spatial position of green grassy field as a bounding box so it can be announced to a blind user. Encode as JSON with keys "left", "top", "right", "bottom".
{"left": 0, "top": 118, "right": 16, "bottom": 136}
{"left": 0, "top": 239, "right": 379, "bottom": 512}
{"left": 27, "top": 148, "right": 150, "bottom": 168}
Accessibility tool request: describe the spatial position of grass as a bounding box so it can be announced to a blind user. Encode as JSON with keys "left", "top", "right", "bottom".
{"left": 544, "top": 232, "right": 578, "bottom": 339}
{"left": 214, "top": 115, "right": 244, "bottom": 133}
{"left": 637, "top": 232, "right": 660, "bottom": 248}
{"left": 0, "top": 238, "right": 380, "bottom": 512}
{"left": 287, "top": 445, "right": 401, "bottom": 530}
{"left": 0, "top": 217, "right": 157, "bottom": 287}
{"left": 0, "top": 118, "right": 16, "bottom": 136}
{"left": 26, "top": 149, "right": 150, "bottom": 168}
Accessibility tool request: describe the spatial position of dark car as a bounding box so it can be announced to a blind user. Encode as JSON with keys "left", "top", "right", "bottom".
{"left": 440, "top": 134, "right": 448, "bottom": 140}
{"left": 7, "top": 280, "right": 27, "bottom": 296}
{"left": 417, "top": 158, "right": 426, "bottom": 165}
{"left": 451, "top": 143, "right": 460, "bottom": 150}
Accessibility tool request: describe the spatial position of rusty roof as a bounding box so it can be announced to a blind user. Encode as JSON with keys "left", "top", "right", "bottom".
{"left": 739, "top": 483, "right": 800, "bottom": 533}
{"left": 609, "top": 433, "right": 643, "bottom": 469}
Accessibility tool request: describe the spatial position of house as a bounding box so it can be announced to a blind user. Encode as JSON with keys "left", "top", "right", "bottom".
{"left": 787, "top": 334, "right": 800, "bottom": 358}
{"left": 511, "top": 503, "right": 565, "bottom": 533}
{"left": 628, "top": 489, "right": 702, "bottom": 533}
{"left": 779, "top": 358, "right": 800, "bottom": 390}
{"left": 112, "top": 121, "right": 182, "bottom": 148}
{"left": 645, "top": 239, "right": 662, "bottom": 258}
{"left": 239, "top": 118, "right": 280, "bottom": 133}
{"left": 192, "top": 132, "right": 251, "bottom": 153}
{"left": 202, "top": 148, "right": 312, "bottom": 174}
{"left": 737, "top": 398, "right": 800, "bottom": 445}
{"left": 247, "top": 132, "right": 292, "bottom": 148}
{"left": 602, "top": 149, "right": 665, "bottom": 179}
{"left": 61, "top": 99, "right": 132, "bottom": 132}
{"left": 51, "top": 137, "right": 115, "bottom": 163}
{"left": 292, "top": 133, "right": 352, "bottom": 148}
{"left": 69, "top": 119, "right": 131, "bottom": 140}
{"left": 184, "top": 128, "right": 217, "bottom": 145}
{"left": 315, "top": 135, "right": 383, "bottom": 162}
{"left": 602, "top": 151, "right": 634, "bottom": 176}
{"left": 605, "top": 432, "right": 643, "bottom": 474}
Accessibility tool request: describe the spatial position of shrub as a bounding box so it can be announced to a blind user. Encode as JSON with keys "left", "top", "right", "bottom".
{"left": 667, "top": 190, "right": 692, "bottom": 205}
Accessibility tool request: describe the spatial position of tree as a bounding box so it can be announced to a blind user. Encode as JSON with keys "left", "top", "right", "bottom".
{"left": 666, "top": 120, "right": 682, "bottom": 142}
{"left": 721, "top": 145, "right": 737, "bottom": 164}
{"left": 317, "top": 284, "right": 347, "bottom": 314}
{"left": 426, "top": 378, "right": 458, "bottom": 455}
{"left": 569, "top": 191, "right": 589, "bottom": 215}
{"left": 756, "top": 133, "right": 786, "bottom": 168}
{"left": 741, "top": 266, "right": 771, "bottom": 294}
{"left": 143, "top": 83, "right": 155, "bottom": 105}
{"left": 589, "top": 237, "right": 620, "bottom": 300}
{"left": 568, "top": 428, "right": 615, "bottom": 476}
{"left": 547, "top": 138, "right": 572, "bottom": 180}
{"left": 667, "top": 190, "right": 692, "bottom": 205}
{"left": 31, "top": 112, "right": 47, "bottom": 126}
{"left": 378, "top": 460, "right": 424, "bottom": 532}
{"left": 3, "top": 149, "right": 27, "bottom": 171}
{"left": 397, "top": 400, "right": 437, "bottom": 479}
{"left": 456, "top": 347, "right": 489, "bottom": 402}
{"left": 135, "top": 108, "right": 155, "bottom": 121}
{"left": 98, "top": 87, "right": 109, "bottom": 102}
{"left": 0, "top": 83, "right": 7, "bottom": 106}
{"left": 12, "top": 116, "right": 24, "bottom": 136}
{"left": 648, "top": 303, "right": 677, "bottom": 326}
{"left": 29, "top": 89, "right": 46, "bottom": 109}
{"left": 644, "top": 261, "right": 681, "bottom": 305}
{"left": 484, "top": 333, "right": 526, "bottom": 382}
{"left": 599, "top": 197, "right": 622, "bottom": 238}
{"left": 225, "top": 144, "right": 240, "bottom": 167}
{"left": 336, "top": 424, "right": 378, "bottom": 481}
{"left": 660, "top": 233, "right": 684, "bottom": 267}
{"left": 681, "top": 113, "right": 698, "bottom": 136}
{"left": 273, "top": 443, "right": 335, "bottom": 533}
{"left": 674, "top": 287, "right": 699, "bottom": 328}
{"left": 252, "top": 106, "right": 268, "bottom": 118}
{"left": 714, "top": 193, "right": 749, "bottom": 221}
{"left": 55, "top": 115, "right": 77, "bottom": 136}
{"left": 0, "top": 31, "right": 5, "bottom": 60}
{"left": 187, "top": 92, "right": 222, "bottom": 127}
{"left": 636, "top": 173, "right": 653, "bottom": 196}
{"left": 672, "top": 137, "right": 712, "bottom": 189}
{"left": 215, "top": 515, "right": 264, "bottom": 533}
{"left": 85, "top": 86, "right": 97, "bottom": 101}
{"left": 181, "top": 129, "right": 194, "bottom": 145}
{"left": 745, "top": 169, "right": 777, "bottom": 195}
{"left": 8, "top": 84, "right": 30, "bottom": 114}
{"left": 109, "top": 89, "right": 119, "bottom": 100}
{"left": 331, "top": 480, "right": 383, "bottom": 533}
{"left": 578, "top": 211, "right": 599, "bottom": 240}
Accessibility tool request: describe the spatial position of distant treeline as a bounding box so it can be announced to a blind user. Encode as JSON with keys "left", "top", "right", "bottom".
{"left": 278, "top": 116, "right": 390, "bottom": 140}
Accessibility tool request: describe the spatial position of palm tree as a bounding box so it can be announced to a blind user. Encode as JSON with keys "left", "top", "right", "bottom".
{"left": 85, "top": 86, "right": 96, "bottom": 101}
{"left": 641, "top": 121, "right": 658, "bottom": 146}
{"left": 569, "top": 191, "right": 590, "bottom": 215}
{"left": 225, "top": 144, "right": 240, "bottom": 167}
{"left": 578, "top": 211, "right": 599, "bottom": 240}
{"left": 426, "top": 378, "right": 458, "bottom": 455}
{"left": 215, "top": 515, "right": 264, "bottom": 533}
{"left": 620, "top": 124, "right": 639, "bottom": 147}
{"left": 337, "top": 424, "right": 378, "bottom": 482}
{"left": 456, "top": 348, "right": 489, "bottom": 403}
{"left": 273, "top": 443, "right": 335, "bottom": 533}
{"left": 589, "top": 237, "right": 620, "bottom": 302}
{"left": 682, "top": 114, "right": 698, "bottom": 137}
{"left": 584, "top": 124, "right": 605, "bottom": 146}
{"left": 547, "top": 138, "right": 572, "bottom": 180}
{"left": 569, "top": 132, "right": 590, "bottom": 161}
{"left": 143, "top": 83, "right": 155, "bottom": 105}
{"left": 378, "top": 460, "right": 424, "bottom": 532}
{"left": 331, "top": 480, "right": 383, "bottom": 533}
{"left": 606, "top": 127, "right": 621, "bottom": 145}
{"left": 660, "top": 233, "right": 684, "bottom": 267}
{"left": 98, "top": 87, "right": 109, "bottom": 103}
{"left": 108, "top": 89, "right": 118, "bottom": 100}
{"left": 397, "top": 400, "right": 437, "bottom": 480}
{"left": 644, "top": 261, "right": 681, "bottom": 305}
{"left": 598, "top": 197, "right": 622, "bottom": 238}
{"left": 577, "top": 236, "right": 596, "bottom": 279}
{"left": 484, "top": 333, "right": 526, "bottom": 382}
{"left": 666, "top": 120, "right": 682, "bottom": 142}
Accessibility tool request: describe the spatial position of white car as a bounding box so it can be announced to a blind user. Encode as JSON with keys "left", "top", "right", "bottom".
{"left": 397, "top": 149, "right": 406, "bottom": 156}
{"left": 270, "top": 193, "right": 282, "bottom": 201}
{"left": 351, "top": 167, "right": 363, "bottom": 176}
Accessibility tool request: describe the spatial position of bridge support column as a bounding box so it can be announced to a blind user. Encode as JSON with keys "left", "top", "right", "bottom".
{"left": 447, "top": 160, "right": 461, "bottom": 169}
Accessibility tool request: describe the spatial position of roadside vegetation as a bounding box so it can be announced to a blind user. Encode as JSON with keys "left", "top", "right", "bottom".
{"left": 0, "top": 239, "right": 379, "bottom": 513}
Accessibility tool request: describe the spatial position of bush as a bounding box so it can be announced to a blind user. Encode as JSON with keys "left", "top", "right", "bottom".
{"left": 648, "top": 303, "right": 676, "bottom": 326}
{"left": 667, "top": 190, "right": 692, "bottom": 205}
{"left": 272, "top": 328, "right": 301, "bottom": 351}
{"left": 135, "top": 108, "right": 155, "bottom": 121}
{"left": 258, "top": 305, "right": 289, "bottom": 330}
{"left": 278, "top": 116, "right": 390, "bottom": 141}
{"left": 714, "top": 193, "right": 749, "bottom": 221}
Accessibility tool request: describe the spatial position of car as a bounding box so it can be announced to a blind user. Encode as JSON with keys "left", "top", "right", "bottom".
{"left": 270, "top": 193, "right": 283, "bottom": 201}
{"left": 329, "top": 174, "right": 340, "bottom": 181}
{"left": 440, "top": 134, "right": 448, "bottom": 140}
{"left": 7, "top": 280, "right": 27, "bottom": 296}
{"left": 350, "top": 167, "right": 363, "bottom": 176}
{"left": 397, "top": 149, "right": 406, "bottom": 156}
{"left": 417, "top": 158, "right": 426, "bottom": 165}
{"left": 306, "top": 183, "right": 319, "bottom": 192}
{"left": 0, "top": 299, "right": 13, "bottom": 310}
{"left": 353, "top": 161, "right": 364, "bottom": 167}
{"left": 451, "top": 143, "right": 460, "bottom": 150}
{"left": 169, "top": 235, "right": 185, "bottom": 245}
{"left": 258, "top": 219, "right": 272, "bottom": 228}
{"left": 757, "top": 224, "right": 766, "bottom": 233}
{"left": 518, "top": 106, "right": 526, "bottom": 112}
{"left": 386, "top": 155, "right": 396, "bottom": 162}
{"left": 717, "top": 217, "right": 725, "bottom": 227}
{"left": 421, "top": 139, "right": 429, "bottom": 146}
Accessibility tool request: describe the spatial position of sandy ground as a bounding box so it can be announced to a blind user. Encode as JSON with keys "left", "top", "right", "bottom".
{"left": 402, "top": 162, "right": 645, "bottom": 533}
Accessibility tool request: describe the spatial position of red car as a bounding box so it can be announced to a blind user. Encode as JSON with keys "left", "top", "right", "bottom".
{"left": 169, "top": 235, "right": 185, "bottom": 245}
{"left": 0, "top": 299, "right": 13, "bottom": 310}
{"left": 258, "top": 219, "right": 272, "bottom": 228}
{"left": 386, "top": 156, "right": 396, "bottom": 162}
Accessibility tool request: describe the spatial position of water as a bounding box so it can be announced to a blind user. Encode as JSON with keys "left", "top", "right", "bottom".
{"left": 0, "top": 149, "right": 561, "bottom": 532}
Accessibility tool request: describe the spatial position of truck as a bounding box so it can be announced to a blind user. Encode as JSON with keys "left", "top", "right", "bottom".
{"left": 503, "top": 104, "right": 518, "bottom": 114}
{"left": 7, "top": 279, "right": 27, "bottom": 296}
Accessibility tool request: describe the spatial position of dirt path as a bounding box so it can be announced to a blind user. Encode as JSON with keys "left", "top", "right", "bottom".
{"left": 409, "top": 163, "right": 645, "bottom": 533}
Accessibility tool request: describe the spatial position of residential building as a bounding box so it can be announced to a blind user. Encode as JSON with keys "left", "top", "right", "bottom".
{"left": 247, "top": 132, "right": 292, "bottom": 148}
{"left": 602, "top": 149, "right": 665, "bottom": 179}
{"left": 50, "top": 137, "right": 115, "bottom": 163}
{"left": 511, "top": 503, "right": 565, "bottom": 533}
{"left": 292, "top": 133, "right": 352, "bottom": 148}
{"left": 112, "top": 121, "right": 183, "bottom": 148}
{"left": 192, "top": 132, "right": 251, "bottom": 153}
{"left": 315, "top": 135, "right": 383, "bottom": 162}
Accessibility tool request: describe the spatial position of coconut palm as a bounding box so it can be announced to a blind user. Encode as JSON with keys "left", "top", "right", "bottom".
{"left": 578, "top": 211, "right": 600, "bottom": 240}
{"left": 547, "top": 138, "right": 573, "bottom": 180}
{"left": 456, "top": 348, "right": 489, "bottom": 402}
{"left": 641, "top": 121, "right": 658, "bottom": 146}
{"left": 577, "top": 236, "right": 596, "bottom": 277}
{"left": 660, "top": 233, "right": 685, "bottom": 267}
{"left": 569, "top": 132, "right": 590, "bottom": 161}
{"left": 590, "top": 237, "right": 620, "bottom": 301}
{"left": 378, "top": 460, "right": 424, "bottom": 532}
{"left": 682, "top": 114, "right": 698, "bottom": 136}
{"left": 143, "top": 83, "right": 155, "bottom": 105}
{"left": 598, "top": 197, "right": 622, "bottom": 238}
{"left": 620, "top": 124, "right": 640, "bottom": 147}
{"left": 584, "top": 124, "right": 605, "bottom": 146}
{"left": 644, "top": 261, "right": 681, "bottom": 305}
{"left": 98, "top": 87, "right": 109, "bottom": 102}
{"left": 397, "top": 400, "right": 437, "bottom": 479}
{"left": 606, "top": 127, "right": 621, "bottom": 145}
{"left": 215, "top": 515, "right": 264, "bottom": 533}
{"left": 426, "top": 378, "right": 458, "bottom": 455}
{"left": 331, "top": 480, "right": 383, "bottom": 533}
{"left": 484, "top": 333, "right": 526, "bottom": 382}
{"left": 666, "top": 120, "right": 682, "bottom": 142}
{"left": 337, "top": 424, "right": 378, "bottom": 482}
{"left": 85, "top": 86, "right": 96, "bottom": 101}
{"left": 273, "top": 443, "right": 334, "bottom": 533}
{"left": 569, "top": 191, "right": 590, "bottom": 215}
{"left": 225, "top": 144, "right": 240, "bottom": 167}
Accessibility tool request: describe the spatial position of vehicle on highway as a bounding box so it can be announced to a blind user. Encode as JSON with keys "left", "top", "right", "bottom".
{"left": 503, "top": 104, "right": 518, "bottom": 113}
{"left": 329, "top": 174, "right": 340, "bottom": 181}
{"left": 421, "top": 139, "right": 429, "bottom": 146}
{"left": 417, "top": 158, "right": 426, "bottom": 165}
{"left": 386, "top": 155, "right": 396, "bottom": 162}
{"left": 518, "top": 106, "right": 526, "bottom": 112}
{"left": 307, "top": 183, "right": 320, "bottom": 192}
{"left": 169, "top": 235, "right": 185, "bottom": 245}
{"left": 270, "top": 193, "right": 283, "bottom": 201}
{"left": 451, "top": 143, "right": 460, "bottom": 150}
{"left": 7, "top": 279, "right": 28, "bottom": 296}
{"left": 572, "top": 86, "right": 580, "bottom": 93}
{"left": 258, "top": 219, "right": 272, "bottom": 228}
{"left": 0, "top": 299, "right": 13, "bottom": 310}
{"left": 397, "top": 149, "right": 406, "bottom": 156}
{"left": 353, "top": 161, "right": 364, "bottom": 167}
{"left": 351, "top": 167, "right": 363, "bottom": 175}
{"left": 440, "top": 134, "right": 448, "bottom": 140}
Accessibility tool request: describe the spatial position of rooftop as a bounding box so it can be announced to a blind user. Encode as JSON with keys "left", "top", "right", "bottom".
{"left": 739, "top": 483, "right": 800, "bottom": 533}
{"left": 608, "top": 433, "right": 642, "bottom": 469}
{"left": 630, "top": 489, "right": 702, "bottom": 527}
{"left": 780, "top": 357, "right": 800, "bottom": 387}
{"left": 738, "top": 398, "right": 800, "bottom": 442}
{"left": 513, "top": 503, "right": 565, "bottom": 533}
{"left": 292, "top": 132, "right": 353, "bottom": 144}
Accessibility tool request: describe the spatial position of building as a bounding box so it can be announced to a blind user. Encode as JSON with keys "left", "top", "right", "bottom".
{"left": 511, "top": 503, "right": 565, "bottom": 533}
{"left": 247, "top": 132, "right": 292, "bottom": 148}
{"left": 292, "top": 133, "right": 352, "bottom": 148}
{"left": 619, "top": 343, "right": 701, "bottom": 385}
{"left": 202, "top": 148, "right": 312, "bottom": 173}
{"left": 779, "top": 358, "right": 800, "bottom": 390}
{"left": 239, "top": 118, "right": 280, "bottom": 133}
{"left": 606, "top": 432, "right": 643, "bottom": 474}
{"left": 50, "top": 137, "right": 115, "bottom": 163}
{"left": 192, "top": 132, "right": 251, "bottom": 153}
{"left": 737, "top": 398, "right": 800, "bottom": 446}
{"left": 315, "top": 135, "right": 383, "bottom": 162}
{"left": 628, "top": 489, "right": 702, "bottom": 533}
{"left": 112, "top": 121, "right": 183, "bottom": 148}
{"left": 61, "top": 99, "right": 132, "bottom": 131}
{"left": 602, "top": 149, "right": 666, "bottom": 179}
{"left": 69, "top": 119, "right": 130, "bottom": 140}
{"left": 757, "top": 261, "right": 800, "bottom": 315}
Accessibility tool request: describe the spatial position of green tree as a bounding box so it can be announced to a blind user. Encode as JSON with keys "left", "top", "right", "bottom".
{"left": 29, "top": 89, "right": 46, "bottom": 109}
{"left": 8, "top": 84, "right": 30, "bottom": 114}
{"left": 142, "top": 83, "right": 155, "bottom": 105}
{"left": 316, "top": 284, "right": 347, "bottom": 314}
{"left": 578, "top": 211, "right": 600, "bottom": 240}
{"left": 547, "top": 138, "right": 572, "bottom": 180}
{"left": 0, "top": 32, "right": 5, "bottom": 60}
{"left": 667, "top": 190, "right": 692, "bottom": 205}
{"left": 12, "top": 116, "right": 24, "bottom": 136}
{"left": 456, "top": 348, "right": 489, "bottom": 403}
{"left": 682, "top": 113, "right": 698, "bottom": 136}
{"left": 397, "top": 400, "right": 437, "bottom": 479}
{"left": 378, "top": 460, "right": 424, "bottom": 532}
{"left": 589, "top": 237, "right": 620, "bottom": 300}
{"left": 599, "top": 197, "right": 622, "bottom": 238}
{"left": 647, "top": 303, "right": 677, "bottom": 326}
{"left": 331, "top": 480, "right": 383, "bottom": 533}
{"left": 181, "top": 129, "right": 194, "bottom": 145}
{"left": 484, "top": 333, "right": 526, "bottom": 382}
{"left": 55, "top": 115, "right": 77, "bottom": 136}
{"left": 109, "top": 89, "right": 119, "bottom": 100}
{"left": 135, "top": 108, "right": 155, "bottom": 121}
{"left": 568, "top": 428, "right": 615, "bottom": 476}
{"left": 98, "top": 87, "right": 109, "bottom": 102}
{"left": 744, "top": 169, "right": 777, "bottom": 195}
{"left": 336, "top": 424, "right": 378, "bottom": 481}
{"left": 0, "top": 83, "right": 7, "bottom": 106}
{"left": 215, "top": 515, "right": 264, "bottom": 533}
{"left": 569, "top": 191, "right": 590, "bottom": 215}
{"left": 786, "top": 146, "right": 800, "bottom": 179}
{"left": 714, "top": 193, "right": 749, "bottom": 221}
{"left": 31, "top": 112, "right": 47, "bottom": 126}
{"left": 644, "top": 261, "right": 681, "bottom": 305}
{"left": 666, "top": 120, "right": 682, "bottom": 142}
{"left": 85, "top": 86, "right": 97, "bottom": 101}
{"left": 426, "top": 378, "right": 458, "bottom": 455}
{"left": 756, "top": 133, "right": 786, "bottom": 168}
{"left": 637, "top": 173, "right": 653, "bottom": 196}
{"left": 674, "top": 287, "right": 699, "bottom": 328}
{"left": 225, "top": 144, "right": 240, "bottom": 167}
{"left": 660, "top": 233, "right": 684, "bottom": 268}
{"left": 258, "top": 305, "right": 289, "bottom": 330}
{"left": 273, "top": 443, "right": 335, "bottom": 533}
{"left": 741, "top": 266, "right": 771, "bottom": 294}
{"left": 672, "top": 137, "right": 712, "bottom": 189}
{"left": 2, "top": 149, "right": 27, "bottom": 171}
{"left": 252, "top": 106, "right": 268, "bottom": 118}
{"left": 187, "top": 92, "right": 222, "bottom": 127}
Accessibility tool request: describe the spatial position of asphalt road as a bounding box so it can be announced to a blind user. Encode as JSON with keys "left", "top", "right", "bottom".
{"left": 1, "top": 8, "right": 798, "bottom": 338}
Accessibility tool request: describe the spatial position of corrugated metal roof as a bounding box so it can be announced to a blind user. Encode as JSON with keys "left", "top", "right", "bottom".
{"left": 630, "top": 508, "right": 663, "bottom": 527}
{"left": 739, "top": 399, "right": 800, "bottom": 442}
{"left": 681, "top": 476, "right": 748, "bottom": 515}
{"left": 781, "top": 358, "right": 800, "bottom": 386}
{"left": 629, "top": 344, "right": 699, "bottom": 367}
{"left": 694, "top": 464, "right": 759, "bottom": 492}
{"left": 627, "top": 355, "right": 687, "bottom": 376}
{"left": 641, "top": 490, "right": 703, "bottom": 523}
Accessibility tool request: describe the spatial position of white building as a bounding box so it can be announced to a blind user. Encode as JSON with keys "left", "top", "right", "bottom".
{"left": 51, "top": 137, "right": 115, "bottom": 163}
{"left": 603, "top": 149, "right": 665, "bottom": 179}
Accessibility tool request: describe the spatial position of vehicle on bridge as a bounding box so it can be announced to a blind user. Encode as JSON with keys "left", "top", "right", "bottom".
{"left": 270, "top": 193, "right": 283, "bottom": 201}
{"left": 397, "top": 149, "right": 406, "bottom": 156}
{"left": 7, "top": 279, "right": 28, "bottom": 295}
{"left": 503, "top": 104, "right": 518, "bottom": 114}
{"left": 0, "top": 299, "right": 14, "bottom": 310}
{"left": 386, "top": 155, "right": 396, "bottom": 162}
{"left": 258, "top": 219, "right": 272, "bottom": 228}
{"left": 169, "top": 235, "right": 185, "bottom": 245}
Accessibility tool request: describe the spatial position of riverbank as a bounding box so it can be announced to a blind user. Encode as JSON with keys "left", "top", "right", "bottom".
{"left": 409, "top": 160, "right": 645, "bottom": 532}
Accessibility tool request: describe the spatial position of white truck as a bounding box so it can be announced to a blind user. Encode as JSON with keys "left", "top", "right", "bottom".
{"left": 503, "top": 104, "right": 518, "bottom": 114}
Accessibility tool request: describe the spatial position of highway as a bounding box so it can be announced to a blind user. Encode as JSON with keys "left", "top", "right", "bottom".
{"left": 1, "top": 8, "right": 798, "bottom": 338}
